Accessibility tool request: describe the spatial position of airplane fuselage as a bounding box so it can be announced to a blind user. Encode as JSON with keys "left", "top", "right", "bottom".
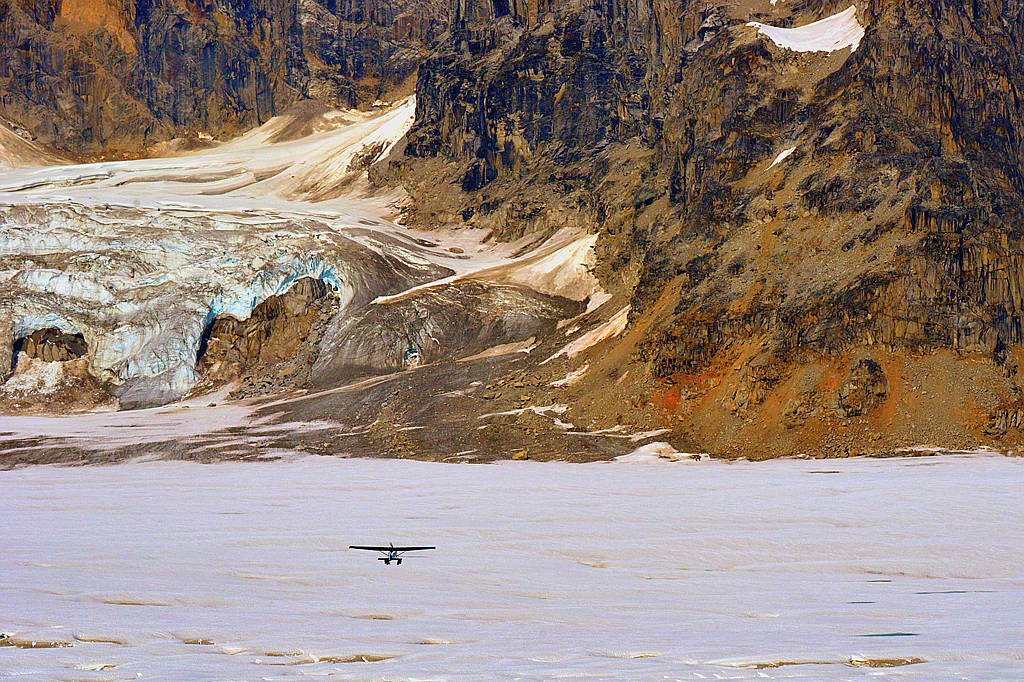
{"left": 379, "top": 551, "right": 403, "bottom": 565}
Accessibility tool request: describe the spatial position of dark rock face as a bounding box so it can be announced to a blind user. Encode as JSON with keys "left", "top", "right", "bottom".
{"left": 0, "top": 0, "right": 448, "bottom": 153}
{"left": 13, "top": 328, "right": 88, "bottom": 365}
{"left": 387, "top": 0, "right": 1024, "bottom": 454}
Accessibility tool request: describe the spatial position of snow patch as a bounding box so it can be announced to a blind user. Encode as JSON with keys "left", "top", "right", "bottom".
{"left": 768, "top": 145, "right": 797, "bottom": 169}
{"left": 585, "top": 291, "right": 614, "bottom": 315}
{"left": 550, "top": 363, "right": 589, "bottom": 387}
{"left": 546, "top": 305, "right": 630, "bottom": 362}
{"left": 617, "top": 441, "right": 705, "bottom": 463}
{"left": 0, "top": 119, "right": 65, "bottom": 170}
{"left": 459, "top": 337, "right": 537, "bottom": 361}
{"left": 499, "top": 233, "right": 601, "bottom": 301}
{"left": 478, "top": 404, "right": 569, "bottom": 419}
{"left": 372, "top": 232, "right": 603, "bottom": 306}
{"left": 748, "top": 6, "right": 864, "bottom": 53}
{"left": 627, "top": 428, "right": 672, "bottom": 442}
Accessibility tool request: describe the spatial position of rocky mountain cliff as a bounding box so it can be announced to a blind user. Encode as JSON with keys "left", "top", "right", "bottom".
{"left": 383, "top": 0, "right": 1024, "bottom": 456}
{"left": 0, "top": 0, "right": 447, "bottom": 154}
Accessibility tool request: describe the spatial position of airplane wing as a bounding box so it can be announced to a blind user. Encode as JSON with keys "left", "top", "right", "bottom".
{"left": 348, "top": 545, "right": 436, "bottom": 551}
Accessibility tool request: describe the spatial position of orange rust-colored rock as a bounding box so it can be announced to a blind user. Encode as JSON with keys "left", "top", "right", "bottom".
{"left": 57, "top": 0, "right": 137, "bottom": 53}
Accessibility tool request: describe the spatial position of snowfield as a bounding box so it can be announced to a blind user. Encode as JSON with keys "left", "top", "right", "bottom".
{"left": 0, "top": 120, "right": 65, "bottom": 170}
{"left": 749, "top": 6, "right": 865, "bottom": 53}
{"left": 2, "top": 455, "right": 1023, "bottom": 679}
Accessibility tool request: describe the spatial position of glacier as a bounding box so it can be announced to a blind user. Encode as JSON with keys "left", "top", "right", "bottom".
{"left": 0, "top": 100, "right": 465, "bottom": 406}
{"left": 0, "top": 97, "right": 610, "bottom": 408}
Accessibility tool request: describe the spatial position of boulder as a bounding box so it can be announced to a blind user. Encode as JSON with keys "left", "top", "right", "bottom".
{"left": 838, "top": 359, "right": 889, "bottom": 418}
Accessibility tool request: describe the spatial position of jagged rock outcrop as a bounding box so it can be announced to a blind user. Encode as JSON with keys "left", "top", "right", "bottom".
{"left": 0, "top": 355, "right": 114, "bottom": 412}
{"left": 13, "top": 328, "right": 88, "bottom": 364}
{"left": 0, "top": 316, "right": 12, "bottom": 383}
{"left": 197, "top": 277, "right": 339, "bottom": 397}
{"left": 0, "top": 0, "right": 448, "bottom": 154}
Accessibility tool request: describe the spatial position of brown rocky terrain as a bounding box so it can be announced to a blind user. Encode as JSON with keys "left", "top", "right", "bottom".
{"left": 194, "top": 277, "right": 341, "bottom": 399}
{"left": 1, "top": 326, "right": 114, "bottom": 413}
{"left": 365, "top": 0, "right": 1024, "bottom": 457}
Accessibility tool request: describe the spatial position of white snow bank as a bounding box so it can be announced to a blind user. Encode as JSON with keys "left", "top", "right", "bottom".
{"left": 372, "top": 232, "right": 603, "bottom": 306}
{"left": 459, "top": 337, "right": 537, "bottom": 361}
{"left": 749, "top": 6, "right": 864, "bottom": 53}
{"left": 0, "top": 119, "right": 65, "bottom": 170}
{"left": 550, "top": 363, "right": 589, "bottom": 387}
{"left": 2, "top": 455, "right": 1023, "bottom": 679}
{"left": 498, "top": 233, "right": 602, "bottom": 301}
{"left": 617, "top": 441, "right": 705, "bottom": 462}
{"left": 478, "top": 404, "right": 568, "bottom": 419}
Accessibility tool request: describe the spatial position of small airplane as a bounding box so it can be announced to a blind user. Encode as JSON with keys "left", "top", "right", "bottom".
{"left": 349, "top": 543, "right": 436, "bottom": 565}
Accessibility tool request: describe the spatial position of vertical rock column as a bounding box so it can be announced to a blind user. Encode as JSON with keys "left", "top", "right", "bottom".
{"left": 0, "top": 315, "right": 12, "bottom": 384}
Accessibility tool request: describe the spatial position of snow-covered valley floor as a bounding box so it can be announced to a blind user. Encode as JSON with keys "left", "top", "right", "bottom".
{"left": 2, "top": 455, "right": 1023, "bottom": 680}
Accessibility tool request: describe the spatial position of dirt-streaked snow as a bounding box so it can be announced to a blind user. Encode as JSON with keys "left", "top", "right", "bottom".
{"left": 0, "top": 120, "right": 65, "bottom": 170}
{"left": 0, "top": 398, "right": 259, "bottom": 450}
{"left": 2, "top": 455, "right": 1023, "bottom": 679}
{"left": 546, "top": 304, "right": 630, "bottom": 362}
{"left": 749, "top": 6, "right": 864, "bottom": 53}
{"left": 371, "top": 231, "right": 603, "bottom": 306}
